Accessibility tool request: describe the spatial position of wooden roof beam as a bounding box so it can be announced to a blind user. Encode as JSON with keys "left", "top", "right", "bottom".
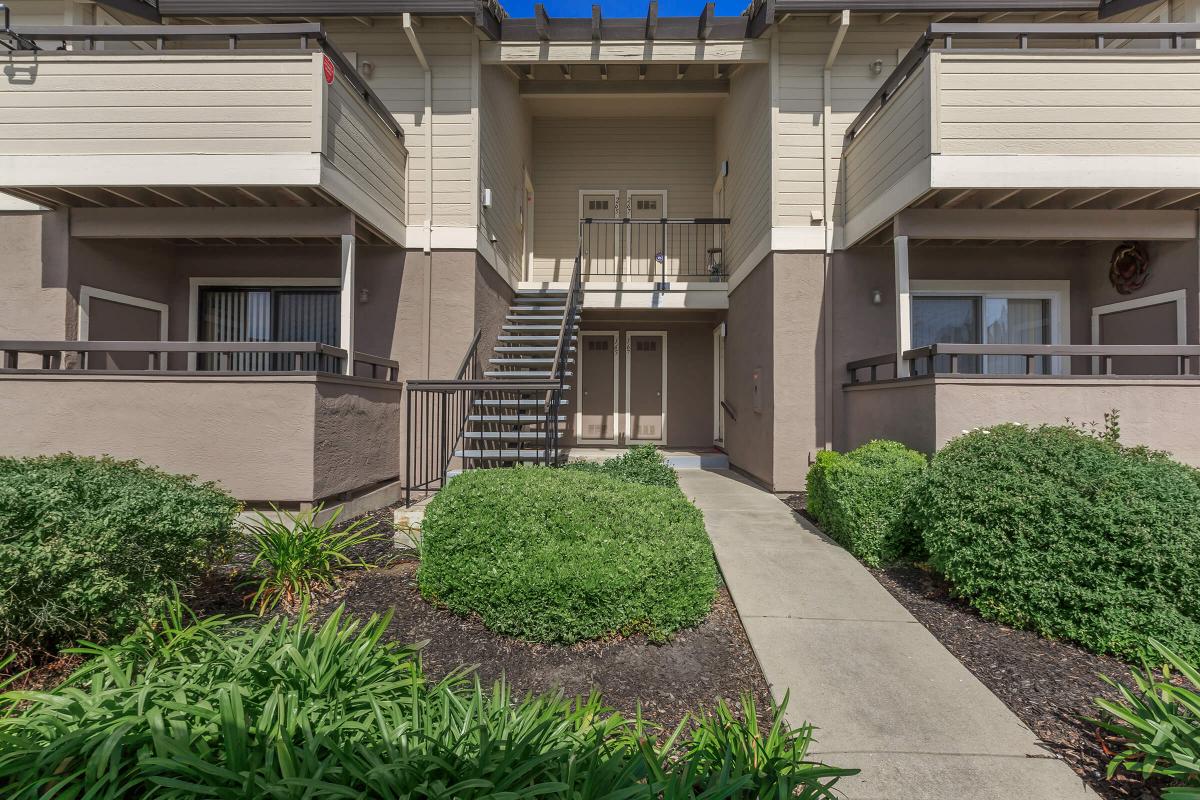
{"left": 646, "top": 0, "right": 657, "bottom": 40}
{"left": 534, "top": 3, "right": 550, "bottom": 42}
{"left": 591, "top": 5, "right": 601, "bottom": 41}
{"left": 698, "top": 2, "right": 714, "bottom": 40}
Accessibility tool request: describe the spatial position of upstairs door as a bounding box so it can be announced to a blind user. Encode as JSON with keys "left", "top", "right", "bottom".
{"left": 579, "top": 191, "right": 619, "bottom": 278}
{"left": 626, "top": 332, "right": 666, "bottom": 444}
{"left": 626, "top": 191, "right": 666, "bottom": 280}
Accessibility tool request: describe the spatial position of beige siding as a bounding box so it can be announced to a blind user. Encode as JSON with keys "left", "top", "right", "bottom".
{"left": 323, "top": 17, "right": 477, "bottom": 228}
{"left": 776, "top": 19, "right": 928, "bottom": 230}
{"left": 843, "top": 58, "right": 931, "bottom": 222}
{"left": 479, "top": 65, "right": 530, "bottom": 284}
{"left": 938, "top": 52, "right": 1200, "bottom": 156}
{"left": 716, "top": 63, "right": 770, "bottom": 276}
{"left": 3, "top": 0, "right": 68, "bottom": 25}
{"left": 325, "top": 70, "right": 407, "bottom": 227}
{"left": 530, "top": 116, "right": 715, "bottom": 282}
{"left": 0, "top": 53, "right": 319, "bottom": 155}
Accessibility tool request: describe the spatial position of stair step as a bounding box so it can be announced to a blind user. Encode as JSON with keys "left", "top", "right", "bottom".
{"left": 464, "top": 431, "right": 562, "bottom": 440}
{"left": 502, "top": 324, "right": 579, "bottom": 331}
{"left": 456, "top": 449, "right": 565, "bottom": 461}
{"left": 488, "top": 357, "right": 574, "bottom": 365}
{"left": 484, "top": 370, "right": 573, "bottom": 378}
{"left": 515, "top": 290, "right": 568, "bottom": 297}
{"left": 498, "top": 335, "right": 577, "bottom": 342}
{"left": 473, "top": 398, "right": 569, "bottom": 408}
{"left": 494, "top": 346, "right": 575, "bottom": 353}
{"left": 509, "top": 305, "right": 567, "bottom": 313}
{"left": 513, "top": 297, "right": 568, "bottom": 304}
{"left": 506, "top": 314, "right": 569, "bottom": 321}
{"left": 468, "top": 414, "right": 566, "bottom": 423}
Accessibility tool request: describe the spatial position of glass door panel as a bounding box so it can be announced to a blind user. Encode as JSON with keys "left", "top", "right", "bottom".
{"left": 984, "top": 297, "right": 1050, "bottom": 374}
{"left": 912, "top": 296, "right": 980, "bottom": 374}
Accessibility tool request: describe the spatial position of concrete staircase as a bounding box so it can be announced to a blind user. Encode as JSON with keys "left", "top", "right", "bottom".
{"left": 454, "top": 288, "right": 579, "bottom": 465}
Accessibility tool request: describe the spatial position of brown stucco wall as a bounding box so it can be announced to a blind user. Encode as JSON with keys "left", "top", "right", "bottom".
{"left": 0, "top": 212, "right": 70, "bottom": 353}
{"left": 0, "top": 373, "right": 400, "bottom": 502}
{"left": 843, "top": 376, "right": 1200, "bottom": 467}
{"left": 571, "top": 310, "right": 722, "bottom": 449}
{"left": 724, "top": 254, "right": 775, "bottom": 486}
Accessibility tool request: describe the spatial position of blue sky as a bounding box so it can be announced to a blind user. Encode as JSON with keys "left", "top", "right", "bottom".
{"left": 501, "top": 0, "right": 748, "bottom": 19}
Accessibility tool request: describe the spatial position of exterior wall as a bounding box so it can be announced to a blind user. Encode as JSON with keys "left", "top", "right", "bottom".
{"left": 716, "top": 63, "right": 771, "bottom": 277}
{"left": 326, "top": 70, "right": 408, "bottom": 228}
{"left": 530, "top": 116, "right": 716, "bottom": 281}
{"left": 479, "top": 65, "right": 531, "bottom": 285}
{"left": 843, "top": 376, "right": 1200, "bottom": 466}
{"left": 0, "top": 212, "right": 69, "bottom": 347}
{"left": 724, "top": 254, "right": 774, "bottom": 485}
{"left": 0, "top": 372, "right": 401, "bottom": 502}
{"left": 571, "top": 312, "right": 721, "bottom": 449}
{"left": 322, "top": 17, "right": 478, "bottom": 232}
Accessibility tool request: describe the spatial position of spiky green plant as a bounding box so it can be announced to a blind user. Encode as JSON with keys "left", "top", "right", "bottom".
{"left": 1091, "top": 639, "right": 1200, "bottom": 798}
{"left": 0, "top": 600, "right": 857, "bottom": 799}
{"left": 241, "top": 503, "right": 385, "bottom": 613}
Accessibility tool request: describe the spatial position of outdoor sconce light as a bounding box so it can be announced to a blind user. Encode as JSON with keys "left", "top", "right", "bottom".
{"left": 870, "top": 59, "right": 884, "bottom": 76}
{"left": 870, "top": 289, "right": 883, "bottom": 305}
{"left": 358, "top": 59, "right": 376, "bottom": 79}
{"left": 358, "top": 288, "right": 370, "bottom": 304}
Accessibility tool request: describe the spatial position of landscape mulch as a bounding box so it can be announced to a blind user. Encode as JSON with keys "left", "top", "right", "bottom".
{"left": 782, "top": 492, "right": 1168, "bottom": 800}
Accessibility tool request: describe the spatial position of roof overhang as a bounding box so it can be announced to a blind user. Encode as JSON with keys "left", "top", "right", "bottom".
{"left": 772, "top": 0, "right": 1098, "bottom": 11}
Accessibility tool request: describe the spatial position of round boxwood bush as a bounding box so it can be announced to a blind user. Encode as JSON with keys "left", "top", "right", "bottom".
{"left": 911, "top": 424, "right": 1200, "bottom": 661}
{"left": 418, "top": 467, "right": 716, "bottom": 643}
{"left": 805, "top": 440, "right": 927, "bottom": 566}
{"left": 0, "top": 454, "right": 241, "bottom": 654}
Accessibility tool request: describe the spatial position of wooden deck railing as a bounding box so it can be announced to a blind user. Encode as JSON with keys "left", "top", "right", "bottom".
{"left": 847, "top": 344, "right": 1200, "bottom": 385}
{"left": 0, "top": 341, "right": 400, "bottom": 381}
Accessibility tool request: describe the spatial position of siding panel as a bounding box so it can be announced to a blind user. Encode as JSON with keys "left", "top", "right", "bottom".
{"left": 716, "top": 63, "right": 770, "bottom": 276}
{"left": 478, "top": 65, "right": 530, "bottom": 284}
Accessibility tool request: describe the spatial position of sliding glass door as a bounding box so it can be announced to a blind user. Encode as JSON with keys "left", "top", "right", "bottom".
{"left": 197, "top": 287, "right": 339, "bottom": 371}
{"left": 912, "top": 293, "right": 1053, "bottom": 375}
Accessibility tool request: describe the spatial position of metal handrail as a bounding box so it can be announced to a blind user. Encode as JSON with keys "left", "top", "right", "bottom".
{"left": 845, "top": 22, "right": 1200, "bottom": 144}
{"left": 0, "top": 21, "right": 403, "bottom": 143}
{"left": 545, "top": 238, "right": 584, "bottom": 467}
{"left": 0, "top": 339, "right": 399, "bottom": 379}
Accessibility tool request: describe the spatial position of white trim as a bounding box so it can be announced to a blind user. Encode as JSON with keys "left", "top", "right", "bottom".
{"left": 0, "top": 153, "right": 323, "bottom": 188}
{"left": 726, "top": 232, "right": 772, "bottom": 293}
{"left": 187, "top": 277, "right": 340, "bottom": 370}
{"left": 772, "top": 225, "right": 827, "bottom": 252}
{"left": 624, "top": 330, "right": 668, "bottom": 445}
{"left": 895, "top": 236, "right": 911, "bottom": 378}
{"left": 78, "top": 285, "right": 169, "bottom": 343}
{"left": 1091, "top": 289, "right": 1188, "bottom": 371}
{"left": 910, "top": 279, "right": 1071, "bottom": 374}
{"left": 713, "top": 322, "right": 726, "bottom": 445}
{"left": 576, "top": 330, "right": 620, "bottom": 445}
{"left": 930, "top": 155, "right": 1200, "bottom": 191}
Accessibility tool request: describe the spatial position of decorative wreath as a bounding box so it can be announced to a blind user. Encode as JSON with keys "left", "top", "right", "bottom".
{"left": 1109, "top": 242, "right": 1150, "bottom": 295}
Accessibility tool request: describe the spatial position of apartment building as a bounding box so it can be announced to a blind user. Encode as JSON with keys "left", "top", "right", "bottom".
{"left": 1, "top": 0, "right": 1198, "bottom": 506}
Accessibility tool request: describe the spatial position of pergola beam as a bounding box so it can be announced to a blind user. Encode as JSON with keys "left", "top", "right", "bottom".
{"left": 698, "top": 2, "right": 714, "bottom": 40}
{"left": 69, "top": 206, "right": 357, "bottom": 240}
{"left": 646, "top": 0, "right": 658, "bottom": 40}
{"left": 894, "top": 208, "right": 1199, "bottom": 241}
{"left": 534, "top": 3, "right": 550, "bottom": 41}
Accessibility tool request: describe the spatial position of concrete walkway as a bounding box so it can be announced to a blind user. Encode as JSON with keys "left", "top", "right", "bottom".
{"left": 677, "top": 469, "right": 1096, "bottom": 800}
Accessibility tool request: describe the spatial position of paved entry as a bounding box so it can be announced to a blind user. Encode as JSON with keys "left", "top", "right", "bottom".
{"left": 677, "top": 469, "right": 1096, "bottom": 800}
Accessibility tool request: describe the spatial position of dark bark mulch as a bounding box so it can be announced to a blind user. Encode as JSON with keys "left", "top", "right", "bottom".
{"left": 781, "top": 493, "right": 1167, "bottom": 800}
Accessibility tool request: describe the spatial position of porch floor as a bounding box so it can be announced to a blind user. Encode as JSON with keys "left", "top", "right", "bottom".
{"left": 677, "top": 468, "right": 1095, "bottom": 800}
{"left": 564, "top": 446, "right": 728, "bottom": 470}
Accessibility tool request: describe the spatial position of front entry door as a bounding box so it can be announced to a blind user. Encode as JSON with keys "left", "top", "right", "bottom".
{"left": 579, "top": 332, "right": 618, "bottom": 442}
{"left": 626, "top": 191, "right": 666, "bottom": 279}
{"left": 626, "top": 332, "right": 666, "bottom": 444}
{"left": 580, "top": 191, "right": 619, "bottom": 277}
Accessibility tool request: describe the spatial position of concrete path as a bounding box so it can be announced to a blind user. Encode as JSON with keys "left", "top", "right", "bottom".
{"left": 677, "top": 469, "right": 1097, "bottom": 800}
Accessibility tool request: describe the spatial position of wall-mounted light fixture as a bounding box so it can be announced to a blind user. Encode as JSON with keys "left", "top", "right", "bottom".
{"left": 481, "top": 187, "right": 493, "bottom": 209}
{"left": 358, "top": 288, "right": 370, "bottom": 304}
{"left": 358, "top": 59, "right": 376, "bottom": 79}
{"left": 870, "top": 289, "right": 883, "bottom": 305}
{"left": 870, "top": 59, "right": 884, "bottom": 76}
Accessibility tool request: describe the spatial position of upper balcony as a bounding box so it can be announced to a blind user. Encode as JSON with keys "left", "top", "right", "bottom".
{"left": 0, "top": 22, "right": 406, "bottom": 244}
{"left": 842, "top": 23, "right": 1200, "bottom": 248}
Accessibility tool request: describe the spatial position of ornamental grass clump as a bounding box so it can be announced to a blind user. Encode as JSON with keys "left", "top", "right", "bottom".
{"left": 0, "top": 601, "right": 857, "bottom": 799}
{"left": 805, "top": 440, "right": 927, "bottom": 566}
{"left": 418, "top": 466, "right": 715, "bottom": 643}
{"left": 0, "top": 454, "right": 239, "bottom": 655}
{"left": 911, "top": 423, "right": 1200, "bottom": 662}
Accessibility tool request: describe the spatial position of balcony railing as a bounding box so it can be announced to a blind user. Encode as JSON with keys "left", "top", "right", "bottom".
{"left": 579, "top": 218, "right": 729, "bottom": 282}
{"left": 847, "top": 344, "right": 1200, "bottom": 384}
{"left": 0, "top": 341, "right": 399, "bottom": 381}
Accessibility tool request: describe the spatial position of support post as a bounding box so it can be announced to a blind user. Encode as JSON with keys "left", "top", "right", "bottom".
{"left": 340, "top": 233, "right": 356, "bottom": 376}
{"left": 894, "top": 233, "right": 911, "bottom": 378}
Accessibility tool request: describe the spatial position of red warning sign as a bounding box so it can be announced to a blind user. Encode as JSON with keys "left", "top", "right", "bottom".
{"left": 322, "top": 54, "right": 335, "bottom": 84}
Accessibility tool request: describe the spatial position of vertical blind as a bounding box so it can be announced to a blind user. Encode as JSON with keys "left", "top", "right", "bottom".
{"left": 198, "top": 288, "right": 339, "bottom": 372}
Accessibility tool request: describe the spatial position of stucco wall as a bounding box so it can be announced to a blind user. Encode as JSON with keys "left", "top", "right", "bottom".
{"left": 725, "top": 255, "right": 774, "bottom": 486}
{"left": 0, "top": 212, "right": 69, "bottom": 353}
{"left": 0, "top": 373, "right": 400, "bottom": 502}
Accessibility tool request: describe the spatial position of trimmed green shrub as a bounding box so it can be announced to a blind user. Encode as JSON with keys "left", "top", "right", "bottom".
{"left": 563, "top": 444, "right": 678, "bottom": 488}
{"left": 418, "top": 467, "right": 715, "bottom": 643}
{"left": 804, "top": 440, "right": 927, "bottom": 567}
{"left": 912, "top": 424, "right": 1200, "bottom": 662}
{"left": 0, "top": 603, "right": 857, "bottom": 798}
{"left": 1091, "top": 639, "right": 1200, "bottom": 797}
{"left": 0, "top": 454, "right": 240, "bottom": 653}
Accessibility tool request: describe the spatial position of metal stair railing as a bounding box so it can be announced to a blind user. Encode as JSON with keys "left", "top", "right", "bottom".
{"left": 543, "top": 237, "right": 583, "bottom": 466}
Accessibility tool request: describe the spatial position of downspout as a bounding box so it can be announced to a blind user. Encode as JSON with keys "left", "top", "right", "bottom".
{"left": 404, "top": 13, "right": 435, "bottom": 377}
{"left": 821, "top": 10, "right": 850, "bottom": 452}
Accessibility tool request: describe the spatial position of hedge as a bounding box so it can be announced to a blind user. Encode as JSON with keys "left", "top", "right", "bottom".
{"left": 562, "top": 444, "right": 679, "bottom": 488}
{"left": 418, "top": 467, "right": 715, "bottom": 643}
{"left": 805, "top": 440, "right": 927, "bottom": 567}
{"left": 911, "top": 424, "right": 1200, "bottom": 662}
{"left": 0, "top": 454, "right": 240, "bottom": 653}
